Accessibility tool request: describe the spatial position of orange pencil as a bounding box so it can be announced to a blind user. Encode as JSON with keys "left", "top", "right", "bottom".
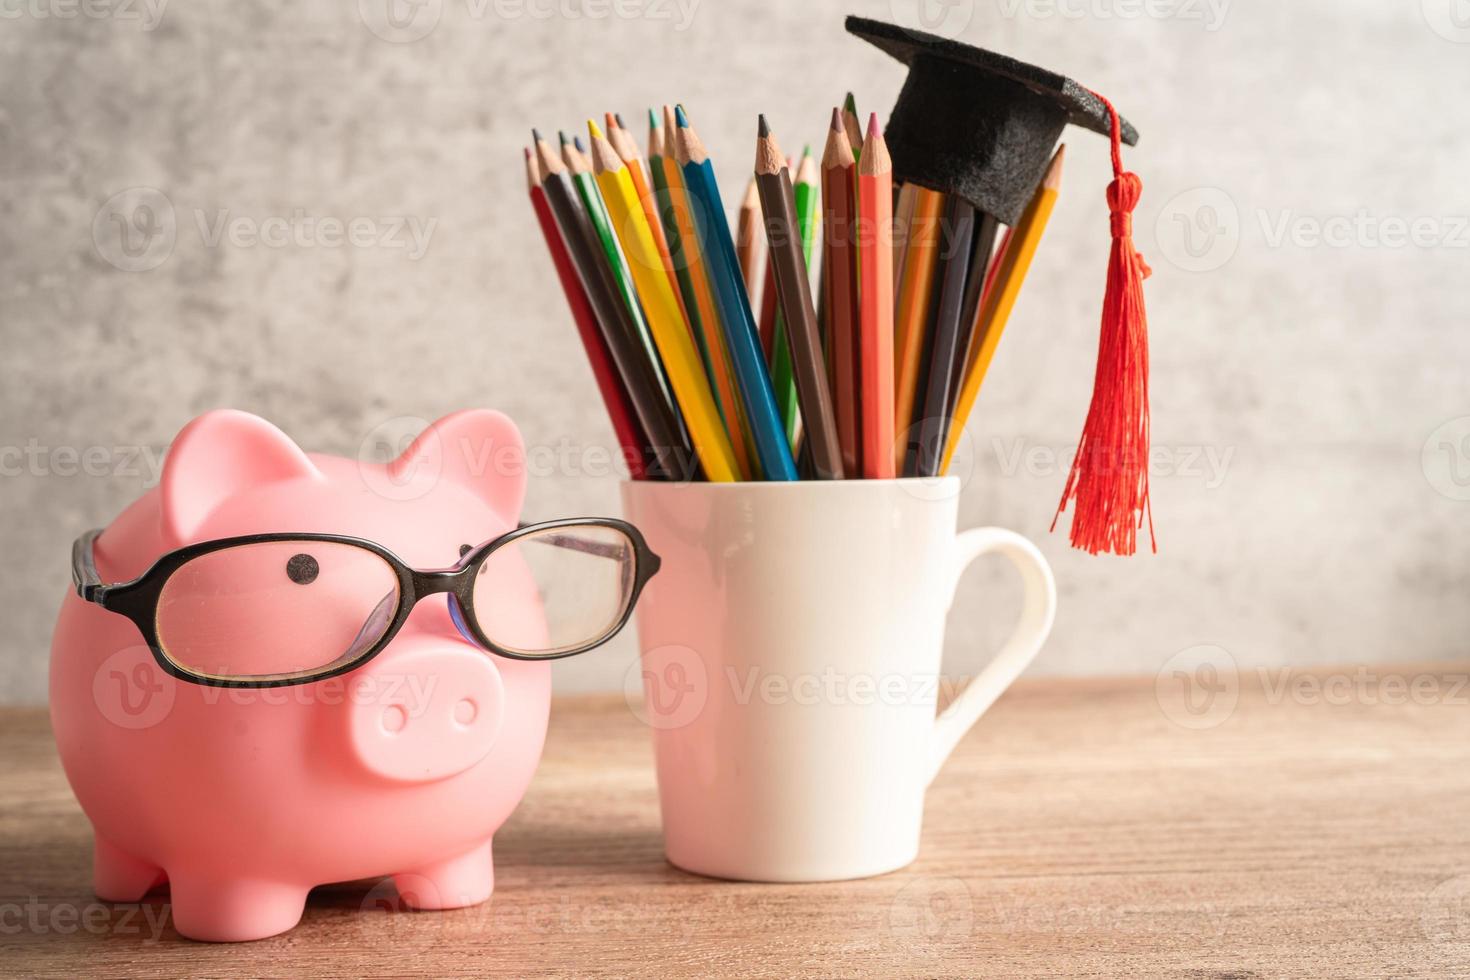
{"left": 891, "top": 186, "right": 944, "bottom": 471}
{"left": 857, "top": 114, "right": 895, "bottom": 478}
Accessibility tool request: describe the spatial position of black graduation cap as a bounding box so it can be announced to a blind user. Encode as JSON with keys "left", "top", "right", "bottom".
{"left": 846, "top": 16, "right": 1138, "bottom": 224}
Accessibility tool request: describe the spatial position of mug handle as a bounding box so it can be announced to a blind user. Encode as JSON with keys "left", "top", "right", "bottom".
{"left": 927, "top": 528, "right": 1057, "bottom": 785}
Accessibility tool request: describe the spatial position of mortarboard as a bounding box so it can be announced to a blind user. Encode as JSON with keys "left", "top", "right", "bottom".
{"left": 845, "top": 16, "right": 1136, "bottom": 224}
{"left": 848, "top": 15, "right": 1155, "bottom": 557}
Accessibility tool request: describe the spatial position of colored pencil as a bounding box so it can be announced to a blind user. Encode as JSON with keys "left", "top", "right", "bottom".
{"left": 532, "top": 133, "right": 692, "bottom": 479}
{"left": 948, "top": 210, "right": 1001, "bottom": 414}
{"left": 526, "top": 147, "right": 651, "bottom": 480}
{"left": 647, "top": 110, "right": 753, "bottom": 480}
{"left": 857, "top": 114, "right": 895, "bottom": 479}
{"left": 562, "top": 132, "right": 673, "bottom": 416}
{"left": 755, "top": 117, "right": 843, "bottom": 480}
{"left": 652, "top": 103, "right": 752, "bottom": 478}
{"left": 910, "top": 195, "right": 975, "bottom": 477}
{"left": 892, "top": 183, "right": 918, "bottom": 292}
{"left": 842, "top": 92, "right": 863, "bottom": 160}
{"left": 737, "top": 177, "right": 763, "bottom": 299}
{"left": 942, "top": 145, "right": 1065, "bottom": 473}
{"left": 606, "top": 111, "right": 695, "bottom": 360}
{"left": 821, "top": 107, "right": 861, "bottom": 476}
{"left": 674, "top": 106, "right": 798, "bottom": 481}
{"left": 892, "top": 186, "right": 945, "bottom": 471}
{"left": 589, "top": 119, "right": 740, "bottom": 482}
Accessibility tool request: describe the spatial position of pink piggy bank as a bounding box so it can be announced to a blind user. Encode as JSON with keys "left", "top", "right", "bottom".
{"left": 49, "top": 409, "right": 655, "bottom": 942}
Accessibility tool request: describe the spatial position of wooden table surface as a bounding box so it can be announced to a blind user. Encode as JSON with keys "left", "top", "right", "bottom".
{"left": 4, "top": 666, "right": 1469, "bottom": 978}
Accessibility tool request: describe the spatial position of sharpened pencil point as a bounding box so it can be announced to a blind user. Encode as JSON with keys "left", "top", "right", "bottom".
{"left": 615, "top": 112, "right": 627, "bottom": 129}
{"left": 532, "top": 128, "right": 544, "bottom": 144}
{"left": 574, "top": 135, "right": 586, "bottom": 152}
{"left": 674, "top": 105, "right": 689, "bottom": 128}
{"left": 648, "top": 107, "right": 658, "bottom": 129}
{"left": 866, "top": 113, "right": 880, "bottom": 138}
{"left": 757, "top": 114, "right": 770, "bottom": 138}
{"left": 603, "top": 111, "right": 617, "bottom": 133}
{"left": 587, "top": 118, "right": 604, "bottom": 139}
{"left": 558, "top": 130, "right": 570, "bottom": 146}
{"left": 831, "top": 107, "right": 843, "bottom": 131}
{"left": 844, "top": 92, "right": 857, "bottom": 114}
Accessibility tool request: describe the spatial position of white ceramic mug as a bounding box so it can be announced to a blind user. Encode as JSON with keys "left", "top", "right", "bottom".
{"left": 620, "top": 477, "right": 1056, "bottom": 882}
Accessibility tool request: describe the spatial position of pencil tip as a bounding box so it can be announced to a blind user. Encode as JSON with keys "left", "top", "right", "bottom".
{"left": 648, "top": 107, "right": 658, "bottom": 129}
{"left": 801, "top": 144, "right": 811, "bottom": 159}
{"left": 829, "top": 107, "right": 842, "bottom": 131}
{"left": 866, "top": 112, "right": 880, "bottom": 138}
{"left": 523, "top": 146, "right": 532, "bottom": 160}
{"left": 574, "top": 135, "right": 586, "bottom": 151}
{"left": 587, "top": 118, "right": 603, "bottom": 139}
{"left": 615, "top": 112, "right": 627, "bottom": 129}
{"left": 557, "top": 130, "right": 570, "bottom": 146}
{"left": 531, "top": 128, "right": 543, "bottom": 143}
{"left": 844, "top": 92, "right": 857, "bottom": 113}
{"left": 674, "top": 105, "right": 689, "bottom": 128}
{"left": 757, "top": 114, "right": 770, "bottom": 138}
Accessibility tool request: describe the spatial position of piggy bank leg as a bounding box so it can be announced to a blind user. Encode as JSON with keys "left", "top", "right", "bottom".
{"left": 93, "top": 835, "right": 166, "bottom": 902}
{"left": 393, "top": 840, "right": 494, "bottom": 910}
{"left": 167, "top": 875, "right": 309, "bottom": 942}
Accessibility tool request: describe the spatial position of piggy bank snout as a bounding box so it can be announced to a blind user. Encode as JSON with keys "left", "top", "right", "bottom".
{"left": 346, "top": 642, "right": 504, "bottom": 783}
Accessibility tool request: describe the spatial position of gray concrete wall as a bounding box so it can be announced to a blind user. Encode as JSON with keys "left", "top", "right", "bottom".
{"left": 4, "top": 0, "right": 1468, "bottom": 702}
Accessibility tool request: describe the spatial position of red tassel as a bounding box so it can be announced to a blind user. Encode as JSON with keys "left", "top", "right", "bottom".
{"left": 1051, "top": 92, "right": 1155, "bottom": 556}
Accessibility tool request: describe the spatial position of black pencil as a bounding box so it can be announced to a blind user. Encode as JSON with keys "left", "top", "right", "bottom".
{"left": 911, "top": 195, "right": 976, "bottom": 477}
{"left": 948, "top": 211, "right": 1001, "bottom": 418}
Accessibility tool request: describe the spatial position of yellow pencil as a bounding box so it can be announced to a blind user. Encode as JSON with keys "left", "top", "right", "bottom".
{"left": 941, "top": 145, "right": 1065, "bottom": 473}
{"left": 588, "top": 119, "right": 740, "bottom": 482}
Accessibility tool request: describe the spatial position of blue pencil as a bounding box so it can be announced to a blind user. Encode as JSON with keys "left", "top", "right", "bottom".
{"left": 673, "top": 106, "right": 798, "bottom": 481}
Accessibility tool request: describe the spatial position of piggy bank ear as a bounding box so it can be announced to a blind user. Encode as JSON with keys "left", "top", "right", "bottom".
{"left": 160, "top": 410, "right": 320, "bottom": 544}
{"left": 389, "top": 410, "right": 526, "bottom": 522}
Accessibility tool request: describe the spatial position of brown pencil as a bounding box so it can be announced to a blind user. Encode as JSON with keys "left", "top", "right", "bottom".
{"left": 821, "top": 107, "right": 861, "bottom": 476}
{"left": 755, "top": 116, "right": 843, "bottom": 479}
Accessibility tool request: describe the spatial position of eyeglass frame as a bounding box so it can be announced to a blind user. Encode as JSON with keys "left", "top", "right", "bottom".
{"left": 71, "top": 517, "right": 662, "bottom": 689}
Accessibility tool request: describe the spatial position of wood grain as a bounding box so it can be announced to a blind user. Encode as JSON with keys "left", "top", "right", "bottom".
{"left": 4, "top": 667, "right": 1469, "bottom": 978}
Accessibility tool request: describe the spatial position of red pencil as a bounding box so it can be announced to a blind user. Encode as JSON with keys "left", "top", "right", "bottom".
{"left": 526, "top": 147, "right": 650, "bottom": 479}
{"left": 857, "top": 115, "right": 895, "bottom": 478}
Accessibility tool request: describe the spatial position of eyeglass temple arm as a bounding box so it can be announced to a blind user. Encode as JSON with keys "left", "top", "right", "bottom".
{"left": 72, "top": 528, "right": 108, "bottom": 603}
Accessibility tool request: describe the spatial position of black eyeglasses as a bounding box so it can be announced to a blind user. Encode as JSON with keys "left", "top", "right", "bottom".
{"left": 72, "top": 518, "right": 661, "bottom": 689}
